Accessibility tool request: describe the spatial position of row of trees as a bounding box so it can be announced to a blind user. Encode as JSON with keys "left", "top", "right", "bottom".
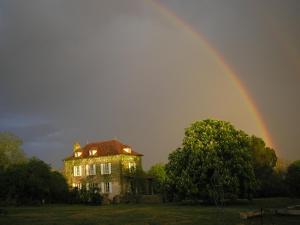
{"left": 149, "top": 120, "right": 300, "bottom": 202}
{"left": 0, "top": 132, "right": 72, "bottom": 205}
{"left": 0, "top": 132, "right": 106, "bottom": 205}
{"left": 0, "top": 158, "right": 70, "bottom": 204}
{"left": 1, "top": 119, "right": 299, "bottom": 205}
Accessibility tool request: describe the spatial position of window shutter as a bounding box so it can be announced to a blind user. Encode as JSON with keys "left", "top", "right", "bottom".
{"left": 86, "top": 165, "right": 89, "bottom": 176}
{"left": 73, "top": 166, "right": 76, "bottom": 176}
{"left": 109, "top": 182, "right": 112, "bottom": 193}
{"left": 93, "top": 164, "right": 96, "bottom": 175}
{"left": 108, "top": 163, "right": 112, "bottom": 174}
{"left": 101, "top": 163, "right": 104, "bottom": 175}
{"left": 86, "top": 183, "right": 89, "bottom": 190}
{"left": 101, "top": 182, "right": 104, "bottom": 193}
{"left": 79, "top": 165, "right": 82, "bottom": 176}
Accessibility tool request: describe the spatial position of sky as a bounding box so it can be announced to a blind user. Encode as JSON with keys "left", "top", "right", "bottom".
{"left": 0, "top": 0, "right": 299, "bottom": 169}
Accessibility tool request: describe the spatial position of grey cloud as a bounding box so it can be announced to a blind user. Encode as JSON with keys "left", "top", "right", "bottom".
{"left": 0, "top": 0, "right": 299, "bottom": 169}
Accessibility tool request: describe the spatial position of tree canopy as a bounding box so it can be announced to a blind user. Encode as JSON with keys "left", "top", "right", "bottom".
{"left": 249, "top": 136, "right": 282, "bottom": 196}
{"left": 1, "top": 157, "right": 69, "bottom": 204}
{"left": 0, "top": 132, "right": 26, "bottom": 169}
{"left": 286, "top": 160, "right": 300, "bottom": 197}
{"left": 0, "top": 132, "right": 70, "bottom": 205}
{"left": 166, "top": 119, "right": 257, "bottom": 202}
{"left": 148, "top": 163, "right": 167, "bottom": 194}
{"left": 250, "top": 136, "right": 277, "bottom": 171}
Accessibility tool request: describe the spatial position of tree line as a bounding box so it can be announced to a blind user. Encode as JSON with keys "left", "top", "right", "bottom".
{"left": 0, "top": 132, "right": 102, "bottom": 205}
{"left": 1, "top": 119, "right": 299, "bottom": 205}
{"left": 148, "top": 120, "right": 300, "bottom": 202}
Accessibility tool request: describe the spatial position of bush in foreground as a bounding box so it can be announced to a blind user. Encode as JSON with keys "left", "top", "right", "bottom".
{"left": 68, "top": 187, "right": 103, "bottom": 205}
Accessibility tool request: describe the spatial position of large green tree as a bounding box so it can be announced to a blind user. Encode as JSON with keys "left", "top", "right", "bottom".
{"left": 249, "top": 136, "right": 282, "bottom": 196}
{"left": 49, "top": 171, "right": 69, "bottom": 203}
{"left": 0, "top": 132, "right": 71, "bottom": 205}
{"left": 0, "top": 132, "right": 26, "bottom": 169}
{"left": 286, "top": 160, "right": 300, "bottom": 197}
{"left": 166, "top": 119, "right": 257, "bottom": 202}
{"left": 148, "top": 163, "right": 167, "bottom": 194}
{"left": 2, "top": 157, "right": 69, "bottom": 204}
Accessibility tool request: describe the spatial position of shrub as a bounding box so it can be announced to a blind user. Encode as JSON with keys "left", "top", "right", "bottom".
{"left": 68, "top": 187, "right": 103, "bottom": 205}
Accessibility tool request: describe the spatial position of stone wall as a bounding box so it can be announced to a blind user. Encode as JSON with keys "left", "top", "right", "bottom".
{"left": 63, "top": 154, "right": 142, "bottom": 199}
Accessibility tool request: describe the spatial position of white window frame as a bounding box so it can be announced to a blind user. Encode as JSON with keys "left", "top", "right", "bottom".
{"left": 86, "top": 164, "right": 96, "bottom": 176}
{"left": 98, "top": 183, "right": 102, "bottom": 193}
{"left": 89, "top": 149, "right": 97, "bottom": 156}
{"left": 123, "top": 147, "right": 132, "bottom": 153}
{"left": 128, "top": 162, "right": 136, "bottom": 171}
{"left": 100, "top": 163, "right": 111, "bottom": 175}
{"left": 72, "top": 183, "right": 82, "bottom": 189}
{"left": 73, "top": 165, "right": 82, "bottom": 176}
{"left": 90, "top": 183, "right": 98, "bottom": 190}
{"left": 74, "top": 151, "right": 82, "bottom": 157}
{"left": 101, "top": 182, "right": 112, "bottom": 193}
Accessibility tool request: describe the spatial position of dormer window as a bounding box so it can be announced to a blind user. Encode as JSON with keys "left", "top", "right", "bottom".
{"left": 123, "top": 147, "right": 131, "bottom": 153}
{"left": 89, "top": 149, "right": 97, "bottom": 156}
{"left": 128, "top": 162, "right": 136, "bottom": 171}
{"left": 75, "top": 151, "right": 82, "bottom": 157}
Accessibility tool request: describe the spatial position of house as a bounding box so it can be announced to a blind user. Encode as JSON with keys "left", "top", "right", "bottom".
{"left": 63, "top": 139, "right": 143, "bottom": 199}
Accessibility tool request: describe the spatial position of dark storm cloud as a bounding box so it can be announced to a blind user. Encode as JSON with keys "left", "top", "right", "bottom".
{"left": 161, "top": 0, "right": 300, "bottom": 161}
{"left": 0, "top": 0, "right": 190, "bottom": 167}
{"left": 0, "top": 0, "right": 299, "bottom": 168}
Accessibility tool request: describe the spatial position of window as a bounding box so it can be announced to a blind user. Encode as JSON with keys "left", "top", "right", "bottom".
{"left": 101, "top": 163, "right": 111, "bottom": 175}
{"left": 97, "top": 183, "right": 102, "bottom": 193}
{"left": 74, "top": 151, "right": 82, "bottom": 157}
{"left": 101, "top": 182, "right": 112, "bottom": 193}
{"left": 123, "top": 147, "right": 132, "bottom": 153}
{"left": 85, "top": 164, "right": 96, "bottom": 176}
{"left": 73, "top": 165, "right": 82, "bottom": 176}
{"left": 86, "top": 183, "right": 99, "bottom": 192}
{"left": 128, "top": 162, "right": 136, "bottom": 171}
{"left": 89, "top": 149, "right": 97, "bottom": 156}
{"left": 72, "top": 183, "right": 82, "bottom": 189}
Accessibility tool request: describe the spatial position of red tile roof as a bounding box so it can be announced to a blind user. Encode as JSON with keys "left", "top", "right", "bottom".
{"left": 63, "top": 140, "right": 143, "bottom": 161}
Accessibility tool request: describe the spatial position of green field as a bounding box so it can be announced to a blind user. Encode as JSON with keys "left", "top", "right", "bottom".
{"left": 1, "top": 198, "right": 299, "bottom": 225}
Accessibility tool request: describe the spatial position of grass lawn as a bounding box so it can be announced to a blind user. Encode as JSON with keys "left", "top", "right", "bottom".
{"left": 0, "top": 198, "right": 299, "bottom": 225}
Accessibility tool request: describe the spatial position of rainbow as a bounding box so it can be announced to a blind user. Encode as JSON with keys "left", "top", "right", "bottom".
{"left": 146, "top": 0, "right": 275, "bottom": 148}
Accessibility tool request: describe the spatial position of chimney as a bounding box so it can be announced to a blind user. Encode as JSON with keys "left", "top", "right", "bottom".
{"left": 73, "top": 142, "right": 81, "bottom": 152}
